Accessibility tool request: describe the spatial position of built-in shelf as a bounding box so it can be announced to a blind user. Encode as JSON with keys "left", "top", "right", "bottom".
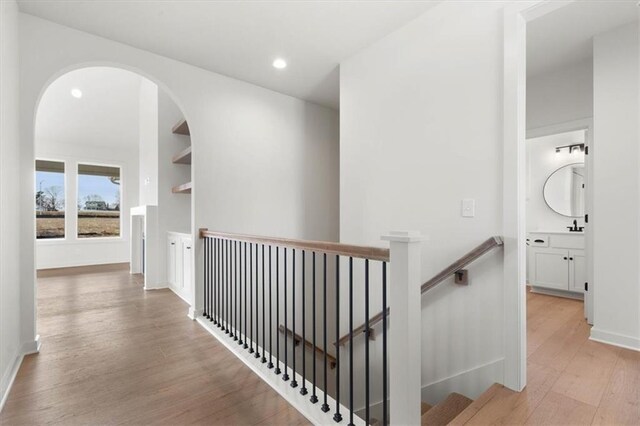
{"left": 172, "top": 146, "right": 192, "bottom": 165}
{"left": 172, "top": 119, "right": 190, "bottom": 136}
{"left": 172, "top": 182, "right": 192, "bottom": 194}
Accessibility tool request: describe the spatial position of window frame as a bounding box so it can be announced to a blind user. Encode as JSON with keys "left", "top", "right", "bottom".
{"left": 76, "top": 161, "right": 123, "bottom": 241}
{"left": 35, "top": 158, "right": 68, "bottom": 242}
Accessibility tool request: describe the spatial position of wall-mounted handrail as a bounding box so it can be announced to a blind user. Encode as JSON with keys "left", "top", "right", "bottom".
{"left": 200, "top": 229, "right": 389, "bottom": 262}
{"left": 421, "top": 236, "right": 503, "bottom": 292}
{"left": 335, "top": 236, "right": 503, "bottom": 347}
{"left": 278, "top": 325, "right": 337, "bottom": 369}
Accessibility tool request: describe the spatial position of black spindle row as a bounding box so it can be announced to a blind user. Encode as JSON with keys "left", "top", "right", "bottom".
{"left": 203, "top": 236, "right": 389, "bottom": 425}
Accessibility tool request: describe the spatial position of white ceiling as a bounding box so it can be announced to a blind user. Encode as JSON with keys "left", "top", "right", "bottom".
{"left": 18, "top": 0, "right": 438, "bottom": 110}
{"left": 36, "top": 67, "right": 143, "bottom": 148}
{"left": 527, "top": 0, "right": 638, "bottom": 77}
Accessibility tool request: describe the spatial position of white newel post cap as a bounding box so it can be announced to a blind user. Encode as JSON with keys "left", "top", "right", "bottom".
{"left": 381, "top": 230, "right": 425, "bottom": 243}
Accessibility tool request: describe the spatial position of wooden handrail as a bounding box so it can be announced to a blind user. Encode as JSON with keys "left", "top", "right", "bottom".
{"left": 335, "top": 236, "right": 504, "bottom": 347}
{"left": 200, "top": 229, "right": 389, "bottom": 262}
{"left": 278, "top": 325, "right": 337, "bottom": 369}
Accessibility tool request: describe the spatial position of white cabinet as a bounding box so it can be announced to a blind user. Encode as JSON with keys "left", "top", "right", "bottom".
{"left": 167, "top": 232, "right": 192, "bottom": 300}
{"left": 532, "top": 248, "right": 569, "bottom": 290}
{"left": 528, "top": 232, "right": 585, "bottom": 297}
{"left": 569, "top": 250, "right": 587, "bottom": 293}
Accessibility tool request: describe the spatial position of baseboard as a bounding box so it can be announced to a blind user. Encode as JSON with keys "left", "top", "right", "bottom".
{"left": 0, "top": 351, "right": 23, "bottom": 413}
{"left": 168, "top": 286, "right": 191, "bottom": 305}
{"left": 529, "top": 287, "right": 583, "bottom": 300}
{"left": 590, "top": 328, "right": 640, "bottom": 352}
{"left": 420, "top": 358, "right": 504, "bottom": 405}
{"left": 21, "top": 335, "right": 41, "bottom": 355}
{"left": 195, "top": 317, "right": 364, "bottom": 425}
{"left": 1, "top": 336, "right": 41, "bottom": 413}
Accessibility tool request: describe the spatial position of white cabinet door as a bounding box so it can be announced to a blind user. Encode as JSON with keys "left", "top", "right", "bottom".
{"left": 569, "top": 249, "right": 586, "bottom": 293}
{"left": 181, "top": 237, "right": 192, "bottom": 293}
{"left": 532, "top": 248, "right": 569, "bottom": 290}
{"left": 167, "top": 236, "right": 177, "bottom": 287}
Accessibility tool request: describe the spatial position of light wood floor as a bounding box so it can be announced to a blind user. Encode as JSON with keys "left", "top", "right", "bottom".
{"left": 0, "top": 264, "right": 309, "bottom": 425}
{"left": 455, "top": 288, "right": 640, "bottom": 425}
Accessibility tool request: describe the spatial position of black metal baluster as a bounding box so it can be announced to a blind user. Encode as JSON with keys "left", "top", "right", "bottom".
{"left": 365, "top": 259, "right": 370, "bottom": 425}
{"left": 204, "top": 238, "right": 209, "bottom": 319}
{"left": 215, "top": 239, "right": 219, "bottom": 326}
{"left": 291, "top": 249, "right": 298, "bottom": 387}
{"left": 214, "top": 238, "right": 218, "bottom": 325}
{"left": 382, "top": 262, "right": 388, "bottom": 426}
{"left": 234, "top": 241, "right": 238, "bottom": 341}
{"left": 249, "top": 243, "right": 254, "bottom": 353}
{"left": 262, "top": 244, "right": 267, "bottom": 363}
{"left": 255, "top": 243, "right": 260, "bottom": 359}
{"left": 275, "top": 247, "right": 281, "bottom": 375}
{"left": 334, "top": 255, "right": 342, "bottom": 423}
{"left": 300, "top": 250, "right": 308, "bottom": 395}
{"left": 321, "top": 253, "right": 329, "bottom": 413}
{"left": 283, "top": 247, "right": 290, "bottom": 382}
{"left": 210, "top": 238, "right": 214, "bottom": 323}
{"left": 310, "top": 252, "right": 318, "bottom": 404}
{"left": 348, "top": 257, "right": 354, "bottom": 426}
{"left": 244, "top": 242, "right": 248, "bottom": 349}
{"left": 238, "top": 241, "right": 244, "bottom": 346}
{"left": 225, "top": 239, "right": 230, "bottom": 334}
{"left": 268, "top": 246, "right": 274, "bottom": 369}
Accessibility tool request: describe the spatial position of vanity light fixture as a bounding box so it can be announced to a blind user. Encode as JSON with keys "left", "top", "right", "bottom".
{"left": 555, "top": 143, "right": 585, "bottom": 154}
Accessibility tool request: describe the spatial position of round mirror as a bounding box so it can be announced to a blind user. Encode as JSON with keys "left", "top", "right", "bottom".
{"left": 543, "top": 163, "right": 585, "bottom": 217}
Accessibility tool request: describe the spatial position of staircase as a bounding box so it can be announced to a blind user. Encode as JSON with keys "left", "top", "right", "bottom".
{"left": 421, "top": 393, "right": 473, "bottom": 425}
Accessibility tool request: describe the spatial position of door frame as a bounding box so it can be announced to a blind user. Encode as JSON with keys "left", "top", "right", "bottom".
{"left": 527, "top": 118, "right": 594, "bottom": 324}
{"left": 502, "top": 0, "right": 578, "bottom": 392}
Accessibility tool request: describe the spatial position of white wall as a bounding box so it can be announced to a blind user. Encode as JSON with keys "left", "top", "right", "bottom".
{"left": 526, "top": 130, "right": 586, "bottom": 232}
{"left": 591, "top": 22, "right": 640, "bottom": 350}
{"left": 341, "top": 1, "right": 506, "bottom": 399}
{"left": 34, "top": 67, "right": 141, "bottom": 269}
{"left": 18, "top": 13, "right": 339, "bottom": 352}
{"left": 35, "top": 141, "right": 139, "bottom": 269}
{"left": 527, "top": 59, "right": 593, "bottom": 131}
{"left": 0, "top": 0, "right": 24, "bottom": 409}
{"left": 138, "top": 79, "right": 159, "bottom": 206}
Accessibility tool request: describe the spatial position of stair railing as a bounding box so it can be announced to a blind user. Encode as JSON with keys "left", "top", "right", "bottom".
{"left": 335, "top": 236, "right": 504, "bottom": 347}
{"left": 198, "top": 229, "right": 424, "bottom": 425}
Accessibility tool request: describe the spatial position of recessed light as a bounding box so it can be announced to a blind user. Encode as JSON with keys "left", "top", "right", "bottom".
{"left": 71, "top": 88, "right": 83, "bottom": 99}
{"left": 272, "top": 58, "right": 287, "bottom": 69}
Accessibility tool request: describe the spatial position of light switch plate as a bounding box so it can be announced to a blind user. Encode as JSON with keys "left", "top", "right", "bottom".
{"left": 462, "top": 199, "right": 475, "bottom": 217}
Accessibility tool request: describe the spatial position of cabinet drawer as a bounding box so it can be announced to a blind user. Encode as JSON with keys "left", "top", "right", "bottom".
{"left": 528, "top": 235, "right": 549, "bottom": 247}
{"left": 551, "top": 235, "right": 584, "bottom": 249}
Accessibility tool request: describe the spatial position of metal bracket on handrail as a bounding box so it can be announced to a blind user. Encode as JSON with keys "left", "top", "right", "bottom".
{"left": 335, "top": 236, "right": 504, "bottom": 347}
{"left": 421, "top": 236, "right": 503, "bottom": 293}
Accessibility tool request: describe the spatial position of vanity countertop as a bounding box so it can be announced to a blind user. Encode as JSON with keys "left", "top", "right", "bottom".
{"left": 528, "top": 230, "right": 584, "bottom": 235}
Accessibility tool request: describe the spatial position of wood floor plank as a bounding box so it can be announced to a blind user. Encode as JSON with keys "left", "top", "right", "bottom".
{"left": 524, "top": 391, "right": 597, "bottom": 425}
{"left": 0, "top": 264, "right": 309, "bottom": 425}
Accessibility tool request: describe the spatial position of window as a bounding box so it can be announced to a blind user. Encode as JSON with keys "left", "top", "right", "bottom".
{"left": 36, "top": 160, "right": 66, "bottom": 239}
{"left": 77, "top": 164, "right": 121, "bottom": 238}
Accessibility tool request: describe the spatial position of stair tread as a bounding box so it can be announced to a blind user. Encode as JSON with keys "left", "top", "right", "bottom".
{"left": 422, "top": 402, "right": 433, "bottom": 414}
{"left": 421, "top": 392, "right": 473, "bottom": 426}
{"left": 448, "top": 383, "right": 505, "bottom": 425}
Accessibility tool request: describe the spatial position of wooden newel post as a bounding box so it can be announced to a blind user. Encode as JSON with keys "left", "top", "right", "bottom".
{"left": 381, "top": 231, "right": 423, "bottom": 426}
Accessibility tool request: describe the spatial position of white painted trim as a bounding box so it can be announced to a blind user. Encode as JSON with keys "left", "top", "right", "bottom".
{"left": 503, "top": 0, "right": 579, "bottom": 392}
{"left": 1, "top": 336, "right": 41, "bottom": 413}
{"left": 188, "top": 307, "right": 202, "bottom": 320}
{"left": 421, "top": 358, "right": 504, "bottom": 404}
{"left": 196, "top": 317, "right": 363, "bottom": 425}
{"left": 529, "top": 287, "right": 583, "bottom": 300}
{"left": 590, "top": 328, "right": 640, "bottom": 352}
{"left": 21, "top": 335, "right": 41, "bottom": 355}
{"left": 0, "top": 352, "right": 23, "bottom": 413}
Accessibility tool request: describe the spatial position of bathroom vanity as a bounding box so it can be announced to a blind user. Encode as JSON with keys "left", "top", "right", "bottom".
{"left": 528, "top": 231, "right": 585, "bottom": 298}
